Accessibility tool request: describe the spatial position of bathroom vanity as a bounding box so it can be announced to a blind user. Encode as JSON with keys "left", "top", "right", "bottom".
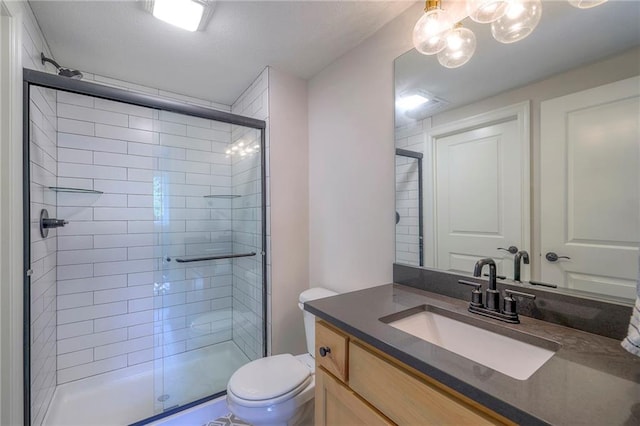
{"left": 306, "top": 284, "right": 640, "bottom": 425}
{"left": 314, "top": 320, "right": 513, "bottom": 425}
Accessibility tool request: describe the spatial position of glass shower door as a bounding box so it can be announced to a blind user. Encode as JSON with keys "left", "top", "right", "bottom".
{"left": 153, "top": 112, "right": 265, "bottom": 412}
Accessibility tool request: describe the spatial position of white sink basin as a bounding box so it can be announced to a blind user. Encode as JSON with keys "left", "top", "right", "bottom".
{"left": 383, "top": 307, "right": 557, "bottom": 380}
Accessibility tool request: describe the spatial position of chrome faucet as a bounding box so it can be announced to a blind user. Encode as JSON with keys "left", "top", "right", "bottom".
{"left": 473, "top": 258, "right": 499, "bottom": 312}
{"left": 513, "top": 250, "right": 529, "bottom": 282}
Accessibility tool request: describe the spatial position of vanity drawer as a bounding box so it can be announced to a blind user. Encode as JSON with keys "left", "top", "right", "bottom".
{"left": 348, "top": 341, "right": 513, "bottom": 425}
{"left": 315, "top": 320, "right": 349, "bottom": 382}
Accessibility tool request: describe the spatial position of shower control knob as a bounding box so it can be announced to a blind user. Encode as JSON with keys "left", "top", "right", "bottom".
{"left": 319, "top": 347, "right": 331, "bottom": 357}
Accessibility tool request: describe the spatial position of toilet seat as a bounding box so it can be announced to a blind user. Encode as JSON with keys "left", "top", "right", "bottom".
{"left": 227, "top": 354, "right": 312, "bottom": 407}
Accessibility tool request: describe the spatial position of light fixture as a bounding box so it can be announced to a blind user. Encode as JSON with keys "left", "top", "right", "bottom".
{"left": 412, "top": 0, "right": 454, "bottom": 55}
{"left": 396, "top": 94, "right": 430, "bottom": 110}
{"left": 412, "top": 0, "right": 606, "bottom": 68}
{"left": 467, "top": 0, "right": 509, "bottom": 23}
{"left": 568, "top": 0, "right": 608, "bottom": 9}
{"left": 491, "top": 0, "right": 542, "bottom": 44}
{"left": 437, "top": 23, "right": 477, "bottom": 68}
{"left": 144, "top": 0, "right": 216, "bottom": 32}
{"left": 225, "top": 138, "right": 259, "bottom": 159}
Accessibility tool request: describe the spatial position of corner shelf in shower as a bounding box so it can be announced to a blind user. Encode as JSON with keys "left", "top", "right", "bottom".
{"left": 203, "top": 195, "right": 241, "bottom": 199}
{"left": 48, "top": 186, "right": 103, "bottom": 194}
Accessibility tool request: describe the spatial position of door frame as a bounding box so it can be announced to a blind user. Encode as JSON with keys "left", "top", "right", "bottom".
{"left": 0, "top": 2, "right": 25, "bottom": 425}
{"left": 424, "top": 102, "right": 531, "bottom": 271}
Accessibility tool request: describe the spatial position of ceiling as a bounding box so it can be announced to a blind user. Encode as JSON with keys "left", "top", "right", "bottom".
{"left": 395, "top": 0, "right": 640, "bottom": 125}
{"left": 29, "top": 0, "right": 414, "bottom": 105}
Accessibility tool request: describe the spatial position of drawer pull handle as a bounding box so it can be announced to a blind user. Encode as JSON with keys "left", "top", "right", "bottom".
{"left": 319, "top": 346, "right": 331, "bottom": 357}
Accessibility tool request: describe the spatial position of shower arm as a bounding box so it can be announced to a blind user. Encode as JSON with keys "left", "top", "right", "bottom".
{"left": 41, "top": 53, "right": 62, "bottom": 70}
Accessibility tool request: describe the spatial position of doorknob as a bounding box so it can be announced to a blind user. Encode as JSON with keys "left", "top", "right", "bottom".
{"left": 497, "top": 246, "right": 518, "bottom": 255}
{"left": 545, "top": 252, "right": 571, "bottom": 262}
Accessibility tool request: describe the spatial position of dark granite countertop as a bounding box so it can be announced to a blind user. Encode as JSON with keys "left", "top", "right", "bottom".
{"left": 304, "top": 283, "right": 640, "bottom": 426}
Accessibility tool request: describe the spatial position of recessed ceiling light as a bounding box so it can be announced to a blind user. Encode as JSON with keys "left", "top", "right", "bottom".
{"left": 145, "top": 0, "right": 216, "bottom": 32}
{"left": 153, "top": 0, "right": 204, "bottom": 31}
{"left": 396, "top": 94, "right": 430, "bottom": 110}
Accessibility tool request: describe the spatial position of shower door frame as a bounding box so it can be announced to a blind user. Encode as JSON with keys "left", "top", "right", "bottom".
{"left": 22, "top": 68, "right": 268, "bottom": 425}
{"left": 395, "top": 148, "right": 424, "bottom": 267}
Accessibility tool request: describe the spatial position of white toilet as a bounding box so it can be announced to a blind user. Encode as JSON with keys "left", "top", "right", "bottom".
{"left": 226, "top": 287, "right": 338, "bottom": 426}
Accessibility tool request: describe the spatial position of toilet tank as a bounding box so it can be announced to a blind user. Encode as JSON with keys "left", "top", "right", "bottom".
{"left": 298, "top": 287, "right": 338, "bottom": 357}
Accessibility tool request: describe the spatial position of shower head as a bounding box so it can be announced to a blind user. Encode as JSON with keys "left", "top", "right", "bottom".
{"left": 40, "top": 53, "right": 83, "bottom": 80}
{"left": 58, "top": 68, "right": 83, "bottom": 79}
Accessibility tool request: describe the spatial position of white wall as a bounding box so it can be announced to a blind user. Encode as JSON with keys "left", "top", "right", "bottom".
{"left": 308, "top": 3, "right": 422, "bottom": 293}
{"left": 268, "top": 67, "right": 309, "bottom": 355}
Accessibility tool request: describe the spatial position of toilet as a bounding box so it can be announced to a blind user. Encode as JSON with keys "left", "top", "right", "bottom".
{"left": 226, "top": 287, "right": 338, "bottom": 426}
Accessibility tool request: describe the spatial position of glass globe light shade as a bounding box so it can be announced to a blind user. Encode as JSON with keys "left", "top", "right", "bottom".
{"left": 568, "top": 0, "right": 608, "bottom": 9}
{"left": 437, "top": 26, "right": 476, "bottom": 69}
{"left": 467, "top": 0, "right": 509, "bottom": 23}
{"left": 491, "top": 0, "right": 542, "bottom": 44}
{"left": 413, "top": 8, "right": 453, "bottom": 55}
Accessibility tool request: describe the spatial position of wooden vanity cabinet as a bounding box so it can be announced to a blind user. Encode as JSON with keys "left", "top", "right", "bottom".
{"left": 314, "top": 320, "right": 515, "bottom": 426}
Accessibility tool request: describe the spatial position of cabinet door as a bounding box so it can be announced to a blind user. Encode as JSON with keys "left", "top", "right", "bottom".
{"left": 315, "top": 367, "right": 393, "bottom": 426}
{"left": 349, "top": 342, "right": 510, "bottom": 425}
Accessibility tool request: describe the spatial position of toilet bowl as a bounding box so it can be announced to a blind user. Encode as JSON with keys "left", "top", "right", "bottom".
{"left": 226, "top": 287, "right": 338, "bottom": 426}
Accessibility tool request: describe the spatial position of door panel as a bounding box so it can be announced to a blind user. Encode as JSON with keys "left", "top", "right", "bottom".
{"left": 435, "top": 120, "right": 522, "bottom": 278}
{"left": 540, "top": 76, "right": 640, "bottom": 299}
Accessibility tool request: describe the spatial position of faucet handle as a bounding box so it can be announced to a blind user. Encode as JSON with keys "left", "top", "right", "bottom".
{"left": 504, "top": 289, "right": 536, "bottom": 300}
{"left": 502, "top": 289, "right": 536, "bottom": 317}
{"left": 458, "top": 280, "right": 483, "bottom": 308}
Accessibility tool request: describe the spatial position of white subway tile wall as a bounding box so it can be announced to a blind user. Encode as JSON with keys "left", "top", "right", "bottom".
{"left": 395, "top": 121, "right": 424, "bottom": 266}
{"left": 53, "top": 91, "right": 248, "bottom": 385}
{"left": 30, "top": 85, "right": 58, "bottom": 426}
{"left": 231, "top": 68, "right": 270, "bottom": 359}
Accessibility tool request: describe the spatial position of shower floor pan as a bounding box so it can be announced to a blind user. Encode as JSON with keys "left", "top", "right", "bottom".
{"left": 42, "top": 341, "right": 250, "bottom": 426}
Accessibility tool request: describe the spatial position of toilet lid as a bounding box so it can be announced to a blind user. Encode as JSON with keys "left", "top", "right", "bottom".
{"left": 228, "top": 354, "right": 311, "bottom": 401}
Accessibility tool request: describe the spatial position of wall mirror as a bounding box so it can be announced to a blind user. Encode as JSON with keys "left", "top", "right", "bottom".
{"left": 394, "top": 0, "right": 639, "bottom": 303}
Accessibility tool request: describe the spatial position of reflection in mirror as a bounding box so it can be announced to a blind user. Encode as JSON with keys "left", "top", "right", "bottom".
{"left": 395, "top": 149, "right": 424, "bottom": 266}
{"left": 394, "top": 0, "right": 640, "bottom": 303}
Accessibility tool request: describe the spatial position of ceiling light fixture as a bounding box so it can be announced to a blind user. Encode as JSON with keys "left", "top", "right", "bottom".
{"left": 568, "top": 0, "right": 608, "bottom": 9}
{"left": 437, "top": 23, "right": 477, "bottom": 68}
{"left": 467, "top": 0, "right": 509, "bottom": 23}
{"left": 396, "top": 93, "right": 430, "bottom": 110}
{"left": 413, "top": 0, "right": 453, "bottom": 55}
{"left": 144, "top": 0, "right": 216, "bottom": 32}
{"left": 491, "top": 0, "right": 542, "bottom": 44}
{"left": 412, "top": 0, "right": 608, "bottom": 68}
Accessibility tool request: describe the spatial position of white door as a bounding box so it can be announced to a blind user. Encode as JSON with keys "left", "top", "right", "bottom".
{"left": 435, "top": 119, "right": 524, "bottom": 278}
{"left": 540, "top": 76, "right": 639, "bottom": 299}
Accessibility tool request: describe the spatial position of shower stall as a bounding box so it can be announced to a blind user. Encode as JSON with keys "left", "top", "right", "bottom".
{"left": 24, "top": 69, "right": 267, "bottom": 425}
